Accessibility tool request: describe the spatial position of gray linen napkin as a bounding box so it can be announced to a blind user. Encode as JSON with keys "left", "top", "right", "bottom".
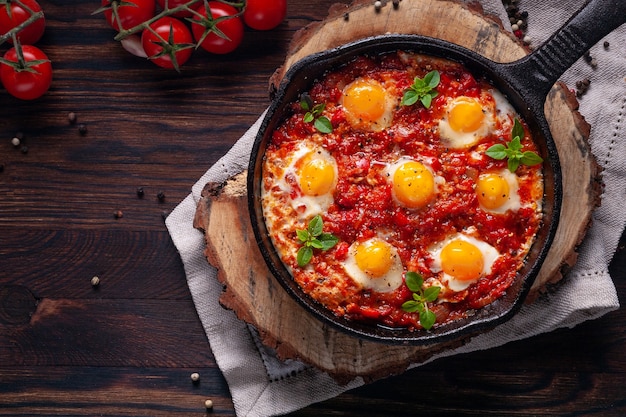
{"left": 166, "top": 1, "right": 625, "bottom": 415}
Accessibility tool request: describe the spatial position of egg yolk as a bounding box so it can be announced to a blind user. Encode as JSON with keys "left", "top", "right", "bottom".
{"left": 393, "top": 161, "right": 435, "bottom": 208}
{"left": 298, "top": 155, "right": 335, "bottom": 196}
{"left": 440, "top": 240, "right": 484, "bottom": 281}
{"left": 476, "top": 173, "right": 510, "bottom": 209}
{"left": 448, "top": 97, "right": 485, "bottom": 133}
{"left": 343, "top": 79, "right": 386, "bottom": 123}
{"left": 354, "top": 239, "right": 394, "bottom": 278}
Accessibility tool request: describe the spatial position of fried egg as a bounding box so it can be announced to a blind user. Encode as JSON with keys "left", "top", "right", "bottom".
{"left": 279, "top": 142, "right": 338, "bottom": 219}
{"left": 439, "top": 95, "right": 494, "bottom": 149}
{"left": 341, "top": 77, "right": 397, "bottom": 132}
{"left": 429, "top": 233, "right": 500, "bottom": 292}
{"left": 384, "top": 157, "right": 441, "bottom": 209}
{"left": 475, "top": 169, "right": 521, "bottom": 214}
{"left": 343, "top": 237, "right": 404, "bottom": 293}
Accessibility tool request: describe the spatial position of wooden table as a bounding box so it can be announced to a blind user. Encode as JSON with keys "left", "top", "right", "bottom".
{"left": 1, "top": 0, "right": 624, "bottom": 415}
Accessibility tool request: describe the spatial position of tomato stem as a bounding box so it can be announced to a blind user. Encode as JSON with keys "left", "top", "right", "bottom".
{"left": 0, "top": 9, "right": 44, "bottom": 45}
{"left": 112, "top": 0, "right": 243, "bottom": 40}
{"left": 0, "top": 34, "right": 49, "bottom": 73}
{"left": 114, "top": 0, "right": 201, "bottom": 40}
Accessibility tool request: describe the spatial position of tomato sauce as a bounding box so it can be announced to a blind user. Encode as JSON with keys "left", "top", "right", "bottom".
{"left": 262, "top": 51, "right": 543, "bottom": 331}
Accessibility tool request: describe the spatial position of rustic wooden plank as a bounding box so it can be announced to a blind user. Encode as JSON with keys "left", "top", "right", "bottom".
{"left": 0, "top": 298, "right": 214, "bottom": 367}
{"left": 0, "top": 229, "right": 191, "bottom": 299}
{"left": 0, "top": 366, "right": 235, "bottom": 416}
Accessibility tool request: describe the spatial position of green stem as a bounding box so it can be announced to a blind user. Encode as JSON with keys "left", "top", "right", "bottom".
{"left": 113, "top": 0, "right": 245, "bottom": 40}
{"left": 114, "top": 0, "right": 200, "bottom": 39}
{"left": 0, "top": 10, "right": 45, "bottom": 46}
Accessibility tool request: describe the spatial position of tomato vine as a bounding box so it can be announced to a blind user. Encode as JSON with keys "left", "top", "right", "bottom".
{"left": 95, "top": 0, "right": 286, "bottom": 71}
{"left": 0, "top": 0, "right": 50, "bottom": 100}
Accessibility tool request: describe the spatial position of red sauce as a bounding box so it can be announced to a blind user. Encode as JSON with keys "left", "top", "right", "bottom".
{"left": 262, "top": 51, "right": 543, "bottom": 331}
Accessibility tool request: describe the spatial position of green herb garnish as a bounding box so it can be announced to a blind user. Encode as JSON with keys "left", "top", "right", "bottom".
{"left": 300, "top": 93, "right": 333, "bottom": 133}
{"left": 401, "top": 70, "right": 440, "bottom": 108}
{"left": 485, "top": 118, "right": 544, "bottom": 172}
{"left": 401, "top": 271, "right": 441, "bottom": 330}
{"left": 296, "top": 215, "right": 339, "bottom": 267}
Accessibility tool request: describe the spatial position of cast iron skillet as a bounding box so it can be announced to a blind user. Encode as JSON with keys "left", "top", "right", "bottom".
{"left": 248, "top": 0, "right": 626, "bottom": 345}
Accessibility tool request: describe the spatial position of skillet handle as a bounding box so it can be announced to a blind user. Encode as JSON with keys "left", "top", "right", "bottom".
{"left": 502, "top": 0, "right": 626, "bottom": 104}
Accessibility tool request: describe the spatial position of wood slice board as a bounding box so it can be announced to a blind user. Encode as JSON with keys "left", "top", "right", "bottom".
{"left": 193, "top": 0, "right": 601, "bottom": 382}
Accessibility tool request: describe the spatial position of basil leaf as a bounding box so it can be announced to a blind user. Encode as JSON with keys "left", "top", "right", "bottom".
{"left": 401, "top": 71, "right": 440, "bottom": 108}
{"left": 420, "top": 310, "right": 436, "bottom": 330}
{"left": 424, "top": 286, "right": 441, "bottom": 302}
{"left": 485, "top": 144, "right": 507, "bottom": 160}
{"left": 309, "top": 239, "right": 324, "bottom": 249}
{"left": 508, "top": 157, "right": 521, "bottom": 173}
{"left": 420, "top": 94, "right": 433, "bottom": 109}
{"left": 401, "top": 90, "right": 419, "bottom": 106}
{"left": 297, "top": 246, "right": 313, "bottom": 267}
{"left": 314, "top": 116, "right": 333, "bottom": 133}
{"left": 312, "top": 103, "right": 326, "bottom": 117}
{"left": 405, "top": 271, "right": 423, "bottom": 292}
{"left": 319, "top": 233, "right": 339, "bottom": 250}
{"left": 296, "top": 229, "right": 310, "bottom": 243}
{"left": 308, "top": 215, "right": 323, "bottom": 236}
{"left": 511, "top": 118, "right": 524, "bottom": 141}
{"left": 520, "top": 151, "right": 544, "bottom": 166}
{"left": 509, "top": 136, "right": 522, "bottom": 152}
{"left": 401, "top": 300, "right": 420, "bottom": 313}
{"left": 424, "top": 70, "right": 440, "bottom": 88}
{"left": 300, "top": 93, "right": 313, "bottom": 111}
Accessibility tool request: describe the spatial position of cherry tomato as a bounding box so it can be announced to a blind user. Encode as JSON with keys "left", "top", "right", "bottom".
{"left": 243, "top": 0, "right": 286, "bottom": 31}
{"left": 0, "top": 45, "right": 52, "bottom": 100}
{"left": 191, "top": 1, "right": 243, "bottom": 54}
{"left": 141, "top": 16, "right": 193, "bottom": 70}
{"left": 156, "top": 0, "right": 193, "bottom": 18}
{"left": 0, "top": 0, "right": 46, "bottom": 44}
{"left": 102, "top": 0, "right": 156, "bottom": 31}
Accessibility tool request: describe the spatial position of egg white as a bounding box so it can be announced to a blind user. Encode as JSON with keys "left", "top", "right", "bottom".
{"left": 342, "top": 238, "right": 404, "bottom": 293}
{"left": 491, "top": 88, "right": 517, "bottom": 131}
{"left": 275, "top": 142, "right": 338, "bottom": 220}
{"left": 341, "top": 77, "right": 398, "bottom": 132}
{"left": 428, "top": 232, "right": 501, "bottom": 292}
{"left": 476, "top": 169, "right": 522, "bottom": 214}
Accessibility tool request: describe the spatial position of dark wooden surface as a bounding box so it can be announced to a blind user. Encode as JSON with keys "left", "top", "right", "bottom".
{"left": 0, "top": 0, "right": 624, "bottom": 415}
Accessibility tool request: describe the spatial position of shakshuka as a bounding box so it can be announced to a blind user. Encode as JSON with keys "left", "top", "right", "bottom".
{"left": 260, "top": 51, "right": 544, "bottom": 331}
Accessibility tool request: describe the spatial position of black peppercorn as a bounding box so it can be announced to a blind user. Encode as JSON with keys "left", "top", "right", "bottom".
{"left": 603, "top": 41, "right": 610, "bottom": 49}
{"left": 20, "top": 145, "right": 28, "bottom": 154}
{"left": 137, "top": 187, "right": 144, "bottom": 198}
{"left": 114, "top": 210, "right": 123, "bottom": 219}
{"left": 157, "top": 191, "right": 165, "bottom": 202}
{"left": 78, "top": 124, "right": 88, "bottom": 136}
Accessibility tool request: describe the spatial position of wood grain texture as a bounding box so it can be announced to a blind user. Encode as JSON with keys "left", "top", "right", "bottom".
{"left": 0, "top": 0, "right": 624, "bottom": 415}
